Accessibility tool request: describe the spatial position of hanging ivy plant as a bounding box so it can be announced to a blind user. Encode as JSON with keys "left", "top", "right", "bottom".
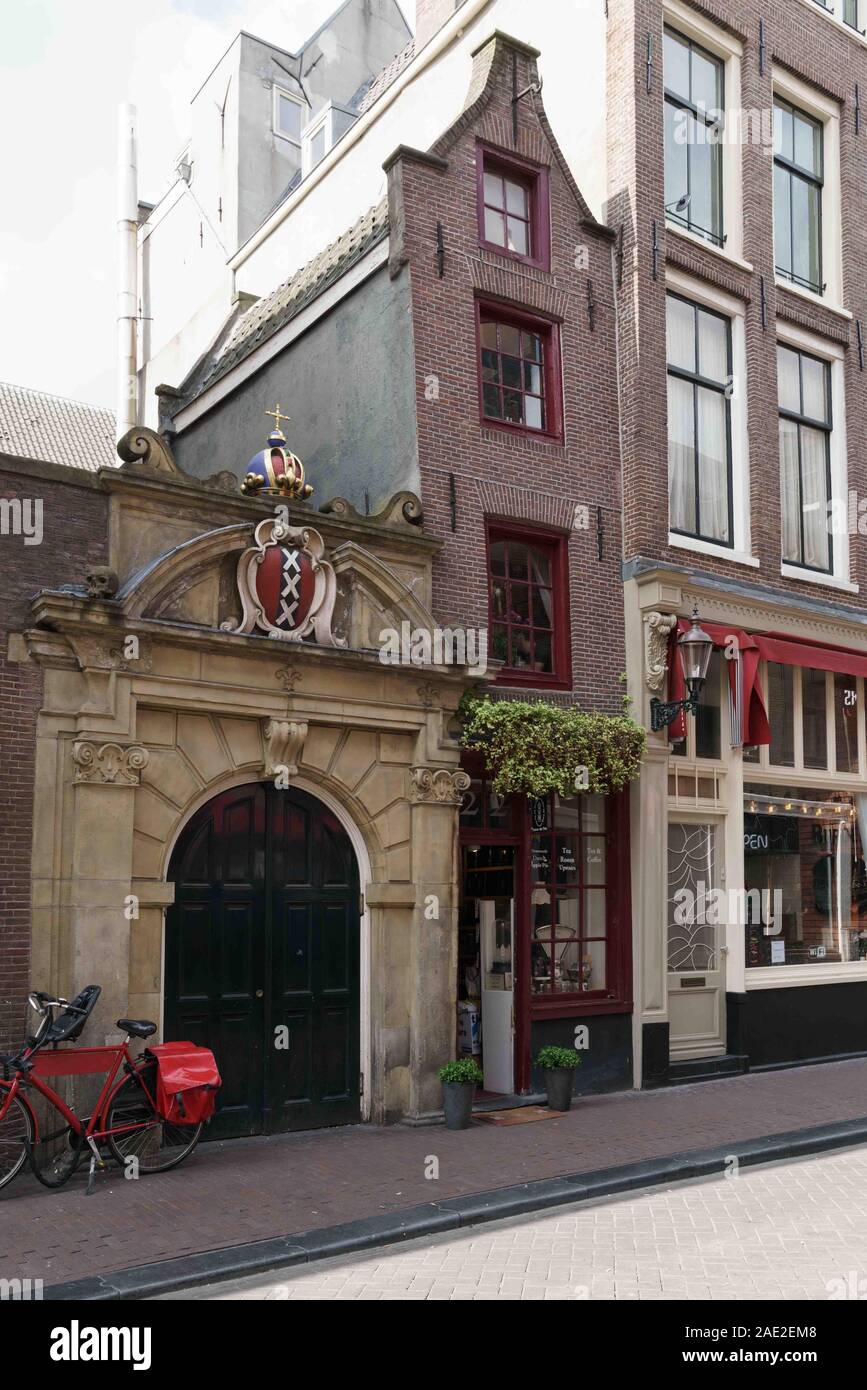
{"left": 459, "top": 691, "right": 646, "bottom": 799}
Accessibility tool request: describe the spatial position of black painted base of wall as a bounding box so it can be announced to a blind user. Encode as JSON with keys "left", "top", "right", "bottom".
{"left": 641, "top": 1021, "right": 670, "bottom": 1088}
{"left": 530, "top": 1013, "right": 632, "bottom": 1096}
{"left": 727, "top": 981, "right": 867, "bottom": 1070}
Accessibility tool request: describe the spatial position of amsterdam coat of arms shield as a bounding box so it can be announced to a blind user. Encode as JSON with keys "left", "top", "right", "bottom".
{"left": 221, "top": 516, "right": 345, "bottom": 646}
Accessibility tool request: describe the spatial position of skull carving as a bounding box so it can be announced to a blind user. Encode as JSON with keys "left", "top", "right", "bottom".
{"left": 85, "top": 566, "right": 119, "bottom": 600}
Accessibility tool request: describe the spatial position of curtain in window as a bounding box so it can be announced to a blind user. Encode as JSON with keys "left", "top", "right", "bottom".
{"left": 779, "top": 417, "right": 800, "bottom": 562}
{"left": 667, "top": 376, "right": 694, "bottom": 533}
{"left": 697, "top": 386, "right": 728, "bottom": 541}
{"left": 800, "top": 426, "right": 830, "bottom": 570}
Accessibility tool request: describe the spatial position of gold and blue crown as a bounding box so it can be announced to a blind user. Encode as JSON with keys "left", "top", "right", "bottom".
{"left": 242, "top": 407, "right": 313, "bottom": 499}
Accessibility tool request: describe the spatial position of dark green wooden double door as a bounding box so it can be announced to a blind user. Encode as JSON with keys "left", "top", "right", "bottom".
{"left": 165, "top": 783, "right": 360, "bottom": 1138}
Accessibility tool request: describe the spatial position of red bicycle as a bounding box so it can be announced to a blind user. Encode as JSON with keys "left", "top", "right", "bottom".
{"left": 0, "top": 987, "right": 202, "bottom": 1193}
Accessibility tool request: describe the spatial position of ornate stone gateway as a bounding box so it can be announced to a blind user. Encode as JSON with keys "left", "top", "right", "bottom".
{"left": 21, "top": 420, "right": 490, "bottom": 1126}
{"left": 166, "top": 783, "right": 360, "bottom": 1138}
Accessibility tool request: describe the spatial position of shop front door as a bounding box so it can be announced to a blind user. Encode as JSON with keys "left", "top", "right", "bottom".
{"left": 165, "top": 782, "right": 360, "bottom": 1138}
{"left": 666, "top": 818, "right": 727, "bottom": 1060}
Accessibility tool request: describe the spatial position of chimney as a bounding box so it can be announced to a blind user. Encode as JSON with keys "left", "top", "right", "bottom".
{"left": 415, "top": 0, "right": 467, "bottom": 50}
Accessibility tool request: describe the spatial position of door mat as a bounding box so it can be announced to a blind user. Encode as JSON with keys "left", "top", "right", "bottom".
{"left": 473, "top": 1105, "right": 564, "bottom": 1126}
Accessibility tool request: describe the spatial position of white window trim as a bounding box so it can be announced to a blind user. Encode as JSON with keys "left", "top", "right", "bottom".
{"left": 273, "top": 85, "right": 305, "bottom": 146}
{"left": 772, "top": 67, "right": 843, "bottom": 310}
{"left": 301, "top": 110, "right": 331, "bottom": 177}
{"left": 776, "top": 318, "right": 851, "bottom": 587}
{"left": 663, "top": 0, "right": 744, "bottom": 262}
{"left": 746, "top": 961, "right": 867, "bottom": 988}
{"left": 665, "top": 267, "right": 753, "bottom": 561}
{"left": 794, "top": 0, "right": 867, "bottom": 45}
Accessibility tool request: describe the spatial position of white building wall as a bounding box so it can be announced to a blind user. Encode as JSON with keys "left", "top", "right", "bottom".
{"left": 138, "top": 0, "right": 607, "bottom": 426}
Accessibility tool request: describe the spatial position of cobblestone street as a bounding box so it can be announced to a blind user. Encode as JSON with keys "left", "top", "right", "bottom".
{"left": 165, "top": 1147, "right": 867, "bottom": 1301}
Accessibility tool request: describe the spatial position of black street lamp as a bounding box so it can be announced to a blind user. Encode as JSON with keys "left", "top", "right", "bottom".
{"left": 649, "top": 606, "right": 714, "bottom": 733}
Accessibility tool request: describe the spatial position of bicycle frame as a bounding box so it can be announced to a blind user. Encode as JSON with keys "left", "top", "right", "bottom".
{"left": 0, "top": 1040, "right": 158, "bottom": 1146}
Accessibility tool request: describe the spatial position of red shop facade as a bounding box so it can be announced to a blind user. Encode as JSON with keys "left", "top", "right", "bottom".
{"left": 456, "top": 755, "right": 634, "bottom": 1100}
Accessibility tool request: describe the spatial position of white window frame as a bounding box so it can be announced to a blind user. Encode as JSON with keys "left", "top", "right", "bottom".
{"left": 301, "top": 111, "right": 331, "bottom": 177}
{"left": 663, "top": 0, "right": 745, "bottom": 265}
{"left": 273, "top": 86, "right": 305, "bottom": 147}
{"left": 776, "top": 318, "right": 853, "bottom": 590}
{"left": 797, "top": 0, "right": 867, "bottom": 42}
{"left": 746, "top": 664, "right": 866, "bottom": 783}
{"left": 665, "top": 267, "right": 755, "bottom": 566}
{"left": 772, "top": 68, "right": 843, "bottom": 312}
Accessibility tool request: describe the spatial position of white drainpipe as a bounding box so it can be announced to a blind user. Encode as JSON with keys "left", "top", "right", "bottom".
{"left": 116, "top": 103, "right": 138, "bottom": 441}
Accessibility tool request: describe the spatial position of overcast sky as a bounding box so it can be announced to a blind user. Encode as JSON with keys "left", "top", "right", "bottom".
{"left": 0, "top": 0, "right": 414, "bottom": 410}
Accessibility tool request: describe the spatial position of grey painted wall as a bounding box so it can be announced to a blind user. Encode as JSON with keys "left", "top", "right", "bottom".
{"left": 172, "top": 265, "right": 419, "bottom": 515}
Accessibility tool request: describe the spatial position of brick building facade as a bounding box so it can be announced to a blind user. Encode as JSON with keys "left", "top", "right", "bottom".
{"left": 609, "top": 0, "right": 867, "bottom": 1083}
{"left": 0, "top": 456, "right": 108, "bottom": 1051}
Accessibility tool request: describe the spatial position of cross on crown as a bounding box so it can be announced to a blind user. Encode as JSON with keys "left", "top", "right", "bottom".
{"left": 265, "top": 403, "right": 290, "bottom": 437}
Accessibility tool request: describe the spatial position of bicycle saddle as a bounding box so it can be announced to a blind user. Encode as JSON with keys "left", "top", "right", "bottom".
{"left": 117, "top": 1019, "right": 157, "bottom": 1039}
{"left": 44, "top": 984, "right": 102, "bottom": 1043}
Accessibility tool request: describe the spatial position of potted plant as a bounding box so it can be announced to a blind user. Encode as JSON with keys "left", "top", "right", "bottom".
{"left": 536, "top": 1045, "right": 582, "bottom": 1111}
{"left": 439, "top": 1058, "right": 483, "bottom": 1130}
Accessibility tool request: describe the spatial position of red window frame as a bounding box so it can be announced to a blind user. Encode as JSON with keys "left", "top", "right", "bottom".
{"left": 476, "top": 142, "right": 551, "bottom": 271}
{"left": 485, "top": 519, "right": 572, "bottom": 690}
{"left": 475, "top": 300, "right": 563, "bottom": 441}
{"left": 458, "top": 773, "right": 634, "bottom": 1094}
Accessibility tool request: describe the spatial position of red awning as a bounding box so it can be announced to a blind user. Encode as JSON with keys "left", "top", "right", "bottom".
{"left": 667, "top": 621, "right": 867, "bottom": 746}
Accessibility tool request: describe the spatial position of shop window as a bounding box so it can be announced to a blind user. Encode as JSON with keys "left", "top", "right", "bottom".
{"left": 459, "top": 772, "right": 514, "bottom": 833}
{"left": 477, "top": 145, "right": 550, "bottom": 270}
{"left": 743, "top": 784, "right": 867, "bottom": 966}
{"left": 802, "top": 667, "right": 828, "bottom": 769}
{"left": 486, "top": 523, "right": 570, "bottom": 688}
{"left": 666, "top": 292, "right": 733, "bottom": 546}
{"left": 768, "top": 662, "right": 795, "bottom": 767}
{"left": 529, "top": 794, "right": 609, "bottom": 997}
{"left": 477, "top": 304, "right": 561, "bottom": 438}
{"left": 835, "top": 674, "right": 858, "bottom": 773}
{"left": 774, "top": 97, "right": 824, "bottom": 295}
{"left": 756, "top": 664, "right": 863, "bottom": 778}
{"left": 664, "top": 28, "right": 725, "bottom": 248}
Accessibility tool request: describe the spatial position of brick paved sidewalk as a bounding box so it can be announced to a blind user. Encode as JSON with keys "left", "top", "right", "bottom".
{"left": 4, "top": 1059, "right": 867, "bottom": 1287}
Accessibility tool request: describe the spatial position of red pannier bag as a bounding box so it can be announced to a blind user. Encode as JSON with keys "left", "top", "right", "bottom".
{"left": 147, "top": 1042, "right": 222, "bottom": 1126}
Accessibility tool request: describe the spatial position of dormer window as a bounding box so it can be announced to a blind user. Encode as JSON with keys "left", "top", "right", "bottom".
{"left": 274, "top": 88, "right": 305, "bottom": 145}
{"left": 476, "top": 143, "right": 550, "bottom": 271}
{"left": 300, "top": 101, "right": 357, "bottom": 177}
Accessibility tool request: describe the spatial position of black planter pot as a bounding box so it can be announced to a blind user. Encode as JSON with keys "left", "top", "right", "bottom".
{"left": 544, "top": 1066, "right": 575, "bottom": 1111}
{"left": 442, "top": 1080, "right": 476, "bottom": 1130}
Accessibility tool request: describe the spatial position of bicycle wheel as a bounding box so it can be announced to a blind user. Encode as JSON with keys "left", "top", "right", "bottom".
{"left": 105, "top": 1069, "right": 202, "bottom": 1174}
{"left": 0, "top": 1088, "right": 34, "bottom": 1191}
{"left": 28, "top": 1120, "right": 86, "bottom": 1189}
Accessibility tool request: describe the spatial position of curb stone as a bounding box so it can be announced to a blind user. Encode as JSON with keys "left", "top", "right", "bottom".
{"left": 42, "top": 1115, "right": 867, "bottom": 1300}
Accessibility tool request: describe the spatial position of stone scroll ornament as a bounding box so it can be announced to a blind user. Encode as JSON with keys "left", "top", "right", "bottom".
{"left": 221, "top": 516, "right": 346, "bottom": 646}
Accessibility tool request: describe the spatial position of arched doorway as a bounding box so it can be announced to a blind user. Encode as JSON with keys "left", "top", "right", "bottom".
{"left": 165, "top": 782, "right": 361, "bottom": 1138}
